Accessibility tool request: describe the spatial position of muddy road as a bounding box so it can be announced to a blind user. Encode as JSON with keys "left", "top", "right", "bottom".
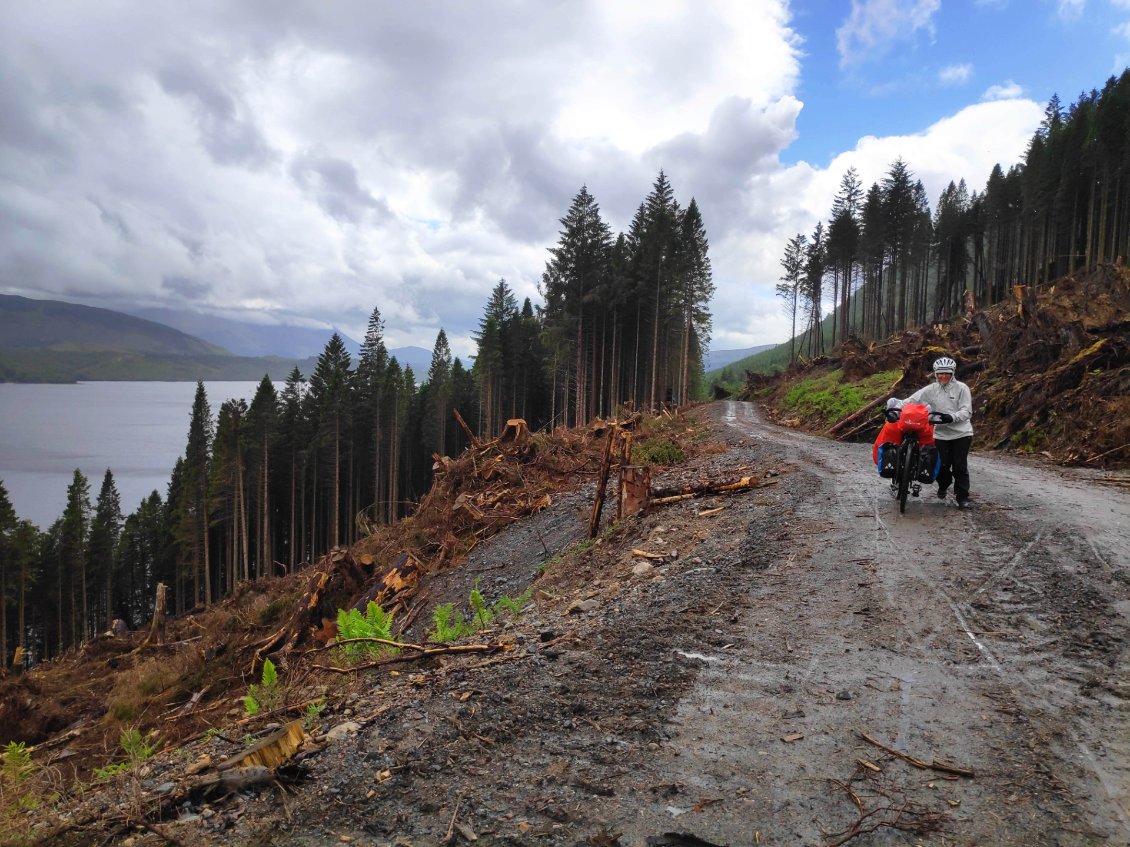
{"left": 602, "top": 400, "right": 1130, "bottom": 846}
{"left": 62, "top": 401, "right": 1129, "bottom": 847}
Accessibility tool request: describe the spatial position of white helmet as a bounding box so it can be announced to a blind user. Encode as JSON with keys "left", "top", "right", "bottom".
{"left": 932, "top": 356, "right": 956, "bottom": 375}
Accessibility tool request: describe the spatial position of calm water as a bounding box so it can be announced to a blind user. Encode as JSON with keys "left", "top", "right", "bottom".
{"left": 0, "top": 381, "right": 262, "bottom": 529}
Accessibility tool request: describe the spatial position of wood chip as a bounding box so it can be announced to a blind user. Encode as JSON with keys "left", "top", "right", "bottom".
{"left": 782, "top": 732, "right": 804, "bottom": 742}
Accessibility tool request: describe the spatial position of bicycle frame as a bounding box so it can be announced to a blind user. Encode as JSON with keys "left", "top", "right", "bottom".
{"left": 891, "top": 431, "right": 924, "bottom": 513}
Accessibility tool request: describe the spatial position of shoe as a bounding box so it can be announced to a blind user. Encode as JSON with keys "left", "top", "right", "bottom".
{"left": 957, "top": 499, "right": 973, "bottom": 510}
{"left": 936, "top": 485, "right": 948, "bottom": 499}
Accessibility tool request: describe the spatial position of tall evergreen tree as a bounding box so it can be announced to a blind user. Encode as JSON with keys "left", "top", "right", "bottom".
{"left": 0, "top": 482, "right": 16, "bottom": 667}
{"left": 247, "top": 376, "right": 277, "bottom": 578}
{"left": 356, "top": 309, "right": 390, "bottom": 525}
{"left": 424, "top": 330, "right": 453, "bottom": 456}
{"left": 59, "top": 469, "right": 90, "bottom": 648}
{"left": 541, "top": 185, "right": 613, "bottom": 425}
{"left": 88, "top": 469, "right": 122, "bottom": 633}
{"left": 308, "top": 334, "right": 353, "bottom": 550}
{"left": 777, "top": 233, "right": 807, "bottom": 364}
{"left": 183, "top": 381, "right": 213, "bottom": 607}
{"left": 11, "top": 519, "right": 40, "bottom": 665}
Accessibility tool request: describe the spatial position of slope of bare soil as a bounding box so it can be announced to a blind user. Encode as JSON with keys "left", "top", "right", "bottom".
{"left": 5, "top": 401, "right": 1126, "bottom": 847}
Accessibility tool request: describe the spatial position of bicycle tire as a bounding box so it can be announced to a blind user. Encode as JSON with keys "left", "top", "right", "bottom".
{"left": 897, "top": 442, "right": 915, "bottom": 513}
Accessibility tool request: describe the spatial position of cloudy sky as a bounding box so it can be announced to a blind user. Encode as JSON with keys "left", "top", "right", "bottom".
{"left": 3, "top": 1, "right": 1129, "bottom": 359}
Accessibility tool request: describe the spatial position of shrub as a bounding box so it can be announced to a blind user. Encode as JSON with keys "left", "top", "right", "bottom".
{"left": 631, "top": 438, "right": 686, "bottom": 466}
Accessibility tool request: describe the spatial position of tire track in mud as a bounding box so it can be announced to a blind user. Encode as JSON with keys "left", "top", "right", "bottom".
{"left": 699, "top": 401, "right": 1130, "bottom": 843}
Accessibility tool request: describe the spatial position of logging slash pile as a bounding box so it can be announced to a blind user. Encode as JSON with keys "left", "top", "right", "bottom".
{"left": 0, "top": 405, "right": 746, "bottom": 845}
{"left": 753, "top": 262, "right": 1130, "bottom": 469}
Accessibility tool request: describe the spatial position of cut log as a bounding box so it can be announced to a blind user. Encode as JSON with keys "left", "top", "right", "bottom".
{"left": 141, "top": 583, "right": 167, "bottom": 648}
{"left": 650, "top": 475, "right": 767, "bottom": 501}
{"left": 826, "top": 374, "right": 905, "bottom": 436}
{"left": 620, "top": 464, "right": 650, "bottom": 517}
{"left": 217, "top": 720, "right": 304, "bottom": 771}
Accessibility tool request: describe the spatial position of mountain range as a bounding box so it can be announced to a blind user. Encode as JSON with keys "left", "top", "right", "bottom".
{"left": 0, "top": 295, "right": 433, "bottom": 382}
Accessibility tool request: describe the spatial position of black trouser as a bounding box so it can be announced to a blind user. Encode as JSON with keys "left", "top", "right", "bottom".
{"left": 935, "top": 436, "right": 972, "bottom": 501}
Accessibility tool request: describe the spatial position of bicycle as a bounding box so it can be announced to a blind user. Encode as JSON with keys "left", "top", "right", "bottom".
{"left": 876, "top": 402, "right": 940, "bottom": 513}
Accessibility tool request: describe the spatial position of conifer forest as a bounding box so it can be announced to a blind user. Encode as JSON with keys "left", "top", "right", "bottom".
{"left": 777, "top": 70, "right": 1130, "bottom": 362}
{"left": 0, "top": 171, "right": 714, "bottom": 665}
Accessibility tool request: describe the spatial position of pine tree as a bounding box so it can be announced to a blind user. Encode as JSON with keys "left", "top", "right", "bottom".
{"left": 0, "top": 482, "right": 16, "bottom": 667}
{"left": 309, "top": 334, "right": 353, "bottom": 550}
{"left": 184, "top": 381, "right": 213, "bottom": 606}
{"left": 676, "top": 198, "right": 713, "bottom": 402}
{"left": 278, "top": 368, "right": 306, "bottom": 570}
{"left": 59, "top": 469, "right": 91, "bottom": 648}
{"left": 424, "top": 330, "right": 453, "bottom": 456}
{"left": 356, "top": 309, "right": 390, "bottom": 524}
{"left": 247, "top": 376, "right": 277, "bottom": 578}
{"left": 777, "top": 233, "right": 807, "bottom": 364}
{"left": 541, "top": 185, "right": 613, "bottom": 425}
{"left": 11, "top": 519, "right": 40, "bottom": 665}
{"left": 88, "top": 469, "right": 122, "bottom": 632}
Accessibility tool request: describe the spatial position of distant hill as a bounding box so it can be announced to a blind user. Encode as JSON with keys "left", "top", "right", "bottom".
{"left": 0, "top": 295, "right": 443, "bottom": 383}
{"left": 130, "top": 307, "right": 363, "bottom": 359}
{"left": 387, "top": 346, "right": 434, "bottom": 375}
{"left": 703, "top": 345, "right": 776, "bottom": 372}
{"left": 0, "top": 294, "right": 229, "bottom": 356}
{"left": 130, "top": 307, "right": 434, "bottom": 374}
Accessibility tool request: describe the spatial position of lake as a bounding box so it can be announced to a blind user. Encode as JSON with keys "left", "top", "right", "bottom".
{"left": 0, "top": 381, "right": 263, "bottom": 529}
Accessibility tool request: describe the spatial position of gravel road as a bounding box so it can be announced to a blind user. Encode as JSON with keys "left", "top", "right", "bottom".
{"left": 602, "top": 400, "right": 1129, "bottom": 845}
{"left": 76, "top": 400, "right": 1127, "bottom": 847}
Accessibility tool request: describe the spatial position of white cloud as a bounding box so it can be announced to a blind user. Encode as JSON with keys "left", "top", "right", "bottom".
{"left": 0, "top": 0, "right": 1047, "bottom": 354}
{"left": 982, "top": 80, "right": 1025, "bottom": 100}
{"left": 0, "top": 0, "right": 809, "bottom": 356}
{"left": 836, "top": 0, "right": 941, "bottom": 66}
{"left": 711, "top": 98, "right": 1043, "bottom": 347}
{"left": 1114, "top": 21, "right": 1130, "bottom": 38}
{"left": 939, "top": 63, "right": 974, "bottom": 85}
{"left": 1057, "top": 0, "right": 1086, "bottom": 18}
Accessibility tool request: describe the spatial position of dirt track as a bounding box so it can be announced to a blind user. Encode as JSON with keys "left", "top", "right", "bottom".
{"left": 46, "top": 401, "right": 1129, "bottom": 846}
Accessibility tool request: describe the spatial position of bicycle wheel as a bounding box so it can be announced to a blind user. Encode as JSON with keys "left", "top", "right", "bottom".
{"left": 897, "top": 442, "right": 914, "bottom": 513}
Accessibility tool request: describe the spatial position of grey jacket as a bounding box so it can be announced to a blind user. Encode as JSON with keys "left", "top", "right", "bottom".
{"left": 903, "top": 378, "right": 973, "bottom": 440}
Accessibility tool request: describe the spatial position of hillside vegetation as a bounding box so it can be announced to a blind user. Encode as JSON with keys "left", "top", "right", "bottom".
{"left": 750, "top": 262, "right": 1130, "bottom": 469}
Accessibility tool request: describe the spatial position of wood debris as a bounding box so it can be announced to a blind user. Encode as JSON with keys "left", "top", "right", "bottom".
{"left": 217, "top": 720, "right": 305, "bottom": 771}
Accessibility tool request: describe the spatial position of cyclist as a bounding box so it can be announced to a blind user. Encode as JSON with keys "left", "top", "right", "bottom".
{"left": 899, "top": 356, "right": 974, "bottom": 509}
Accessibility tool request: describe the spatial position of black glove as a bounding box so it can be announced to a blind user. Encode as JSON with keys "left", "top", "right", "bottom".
{"left": 885, "top": 408, "right": 901, "bottom": 423}
{"left": 928, "top": 412, "right": 954, "bottom": 424}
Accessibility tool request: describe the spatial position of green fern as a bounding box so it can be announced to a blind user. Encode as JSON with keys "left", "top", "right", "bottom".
{"left": 428, "top": 587, "right": 534, "bottom": 643}
{"left": 469, "top": 579, "right": 493, "bottom": 628}
{"left": 243, "top": 657, "right": 282, "bottom": 716}
{"left": 336, "top": 602, "right": 399, "bottom": 660}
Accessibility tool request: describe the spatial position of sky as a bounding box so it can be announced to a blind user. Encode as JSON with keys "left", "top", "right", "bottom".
{"left": 2, "top": 1, "right": 1129, "bottom": 360}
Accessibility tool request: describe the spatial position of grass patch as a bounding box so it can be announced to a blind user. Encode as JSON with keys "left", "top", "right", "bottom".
{"left": 779, "top": 369, "right": 901, "bottom": 426}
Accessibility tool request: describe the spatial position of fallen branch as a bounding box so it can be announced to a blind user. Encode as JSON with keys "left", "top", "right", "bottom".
{"left": 311, "top": 643, "right": 501, "bottom": 673}
{"left": 649, "top": 475, "right": 773, "bottom": 506}
{"left": 859, "top": 732, "right": 974, "bottom": 777}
